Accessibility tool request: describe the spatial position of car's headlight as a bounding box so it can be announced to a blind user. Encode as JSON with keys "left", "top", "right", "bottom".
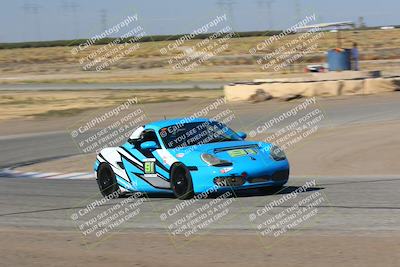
{"left": 270, "top": 145, "right": 286, "bottom": 161}
{"left": 201, "top": 153, "right": 232, "bottom": 166}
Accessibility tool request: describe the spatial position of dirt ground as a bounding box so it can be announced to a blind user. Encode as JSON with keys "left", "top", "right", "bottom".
{"left": 0, "top": 89, "right": 223, "bottom": 121}
{"left": 0, "top": 228, "right": 398, "bottom": 267}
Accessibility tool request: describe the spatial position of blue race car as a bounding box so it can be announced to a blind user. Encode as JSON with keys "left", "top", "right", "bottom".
{"left": 94, "top": 118, "right": 289, "bottom": 199}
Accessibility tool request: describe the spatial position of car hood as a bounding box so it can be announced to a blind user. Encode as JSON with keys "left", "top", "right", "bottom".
{"left": 168, "top": 141, "right": 273, "bottom": 167}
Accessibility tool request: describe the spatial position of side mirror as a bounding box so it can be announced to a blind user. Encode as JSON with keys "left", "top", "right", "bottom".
{"left": 140, "top": 141, "right": 158, "bottom": 151}
{"left": 237, "top": 132, "right": 247, "bottom": 140}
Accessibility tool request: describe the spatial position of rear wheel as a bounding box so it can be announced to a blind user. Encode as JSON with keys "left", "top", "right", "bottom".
{"left": 97, "top": 163, "right": 121, "bottom": 198}
{"left": 170, "top": 164, "right": 194, "bottom": 200}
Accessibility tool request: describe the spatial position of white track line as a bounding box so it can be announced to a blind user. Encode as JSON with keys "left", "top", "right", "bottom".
{"left": 0, "top": 168, "right": 95, "bottom": 180}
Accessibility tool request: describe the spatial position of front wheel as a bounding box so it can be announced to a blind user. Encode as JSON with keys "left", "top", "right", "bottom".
{"left": 170, "top": 164, "right": 194, "bottom": 200}
{"left": 97, "top": 163, "right": 121, "bottom": 198}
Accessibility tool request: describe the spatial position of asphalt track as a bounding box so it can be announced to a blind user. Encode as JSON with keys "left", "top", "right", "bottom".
{"left": 1, "top": 93, "right": 400, "bottom": 168}
{"left": 0, "top": 176, "right": 399, "bottom": 232}
{"left": 0, "top": 93, "right": 400, "bottom": 234}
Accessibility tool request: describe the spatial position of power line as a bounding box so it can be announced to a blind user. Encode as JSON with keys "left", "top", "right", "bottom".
{"left": 21, "top": 0, "right": 43, "bottom": 41}
{"left": 61, "top": 1, "right": 80, "bottom": 39}
{"left": 256, "top": 0, "right": 275, "bottom": 29}
{"left": 294, "top": 0, "right": 302, "bottom": 23}
{"left": 99, "top": 9, "right": 108, "bottom": 33}
{"left": 215, "top": 0, "right": 236, "bottom": 31}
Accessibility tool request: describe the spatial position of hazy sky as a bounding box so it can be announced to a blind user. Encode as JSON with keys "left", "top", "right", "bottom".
{"left": 0, "top": 0, "right": 398, "bottom": 42}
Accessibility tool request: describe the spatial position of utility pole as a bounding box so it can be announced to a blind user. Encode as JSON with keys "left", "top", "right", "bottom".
{"left": 61, "top": 1, "right": 80, "bottom": 39}
{"left": 99, "top": 9, "right": 108, "bottom": 33}
{"left": 257, "top": 0, "right": 275, "bottom": 30}
{"left": 294, "top": 0, "right": 301, "bottom": 23}
{"left": 358, "top": 16, "right": 366, "bottom": 29}
{"left": 21, "top": 0, "right": 43, "bottom": 41}
{"left": 265, "top": 0, "right": 274, "bottom": 29}
{"left": 216, "top": 0, "right": 236, "bottom": 31}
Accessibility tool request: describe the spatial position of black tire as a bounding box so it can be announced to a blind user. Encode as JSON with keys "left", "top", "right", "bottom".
{"left": 170, "top": 164, "right": 194, "bottom": 200}
{"left": 97, "top": 163, "right": 121, "bottom": 198}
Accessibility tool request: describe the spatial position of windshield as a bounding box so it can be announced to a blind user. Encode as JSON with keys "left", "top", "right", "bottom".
{"left": 159, "top": 121, "right": 241, "bottom": 149}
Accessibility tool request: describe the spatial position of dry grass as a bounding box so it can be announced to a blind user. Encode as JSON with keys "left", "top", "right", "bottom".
{"left": 0, "top": 29, "right": 399, "bottom": 83}
{"left": 0, "top": 89, "right": 223, "bottom": 120}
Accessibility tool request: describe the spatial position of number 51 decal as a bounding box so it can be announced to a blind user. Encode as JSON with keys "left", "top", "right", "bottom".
{"left": 143, "top": 158, "right": 157, "bottom": 178}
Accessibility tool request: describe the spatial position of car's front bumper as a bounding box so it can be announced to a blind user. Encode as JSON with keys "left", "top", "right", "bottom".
{"left": 190, "top": 159, "right": 290, "bottom": 194}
